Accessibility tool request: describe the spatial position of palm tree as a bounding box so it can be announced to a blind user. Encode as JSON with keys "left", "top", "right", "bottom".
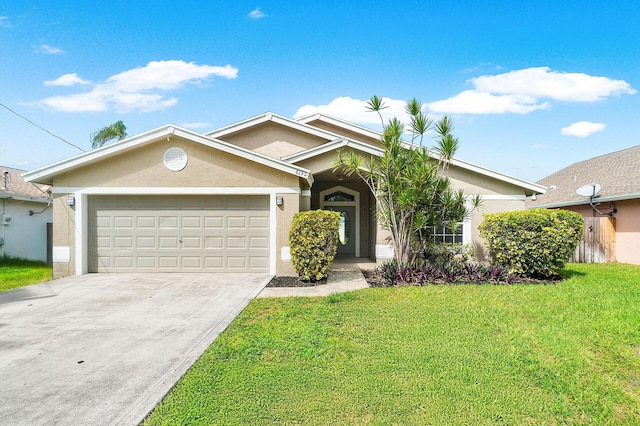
{"left": 91, "top": 120, "right": 127, "bottom": 149}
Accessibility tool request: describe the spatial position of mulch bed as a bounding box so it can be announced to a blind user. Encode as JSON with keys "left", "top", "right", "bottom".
{"left": 362, "top": 269, "right": 558, "bottom": 286}
{"left": 267, "top": 276, "right": 327, "bottom": 287}
{"left": 268, "top": 270, "right": 558, "bottom": 288}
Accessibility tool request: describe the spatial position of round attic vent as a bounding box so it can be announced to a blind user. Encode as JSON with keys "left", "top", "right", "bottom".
{"left": 163, "top": 147, "right": 188, "bottom": 171}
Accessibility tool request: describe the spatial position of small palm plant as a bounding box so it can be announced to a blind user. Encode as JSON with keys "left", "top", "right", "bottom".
{"left": 90, "top": 120, "right": 127, "bottom": 149}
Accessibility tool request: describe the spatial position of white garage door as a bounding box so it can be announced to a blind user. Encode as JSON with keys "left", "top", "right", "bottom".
{"left": 88, "top": 195, "right": 270, "bottom": 272}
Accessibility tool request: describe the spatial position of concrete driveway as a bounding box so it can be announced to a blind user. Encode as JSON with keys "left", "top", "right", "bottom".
{"left": 0, "top": 273, "right": 270, "bottom": 426}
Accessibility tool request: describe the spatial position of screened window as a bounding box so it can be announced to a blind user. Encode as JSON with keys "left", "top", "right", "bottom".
{"left": 323, "top": 191, "right": 355, "bottom": 202}
{"left": 432, "top": 223, "right": 463, "bottom": 244}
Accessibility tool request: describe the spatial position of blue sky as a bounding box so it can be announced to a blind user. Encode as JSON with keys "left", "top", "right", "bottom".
{"left": 1, "top": 1, "right": 639, "bottom": 182}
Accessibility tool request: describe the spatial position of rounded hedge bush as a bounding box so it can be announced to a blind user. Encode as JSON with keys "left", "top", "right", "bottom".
{"left": 289, "top": 210, "right": 341, "bottom": 281}
{"left": 479, "top": 208, "right": 583, "bottom": 278}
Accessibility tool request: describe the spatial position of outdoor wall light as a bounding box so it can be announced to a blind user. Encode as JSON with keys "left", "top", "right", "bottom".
{"left": 67, "top": 196, "right": 76, "bottom": 206}
{"left": 276, "top": 195, "right": 284, "bottom": 206}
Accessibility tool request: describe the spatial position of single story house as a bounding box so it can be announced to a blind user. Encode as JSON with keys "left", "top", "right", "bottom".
{"left": 24, "top": 113, "right": 545, "bottom": 278}
{"left": 527, "top": 145, "right": 640, "bottom": 265}
{"left": 1, "top": 166, "right": 52, "bottom": 262}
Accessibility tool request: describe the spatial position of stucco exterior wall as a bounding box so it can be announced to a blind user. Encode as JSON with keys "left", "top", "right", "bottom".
{"left": 0, "top": 199, "right": 52, "bottom": 262}
{"left": 219, "top": 122, "right": 329, "bottom": 159}
{"left": 448, "top": 166, "right": 527, "bottom": 196}
{"left": 56, "top": 137, "right": 298, "bottom": 189}
{"left": 276, "top": 192, "right": 299, "bottom": 276}
{"left": 52, "top": 196, "right": 75, "bottom": 278}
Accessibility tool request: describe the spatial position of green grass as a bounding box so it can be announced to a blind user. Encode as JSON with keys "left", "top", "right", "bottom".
{"left": 145, "top": 263, "right": 640, "bottom": 425}
{"left": 0, "top": 255, "right": 52, "bottom": 292}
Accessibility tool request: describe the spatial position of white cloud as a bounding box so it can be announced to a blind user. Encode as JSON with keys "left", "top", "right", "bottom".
{"left": 0, "top": 16, "right": 11, "bottom": 27}
{"left": 428, "top": 90, "right": 551, "bottom": 114}
{"left": 248, "top": 7, "right": 266, "bottom": 19}
{"left": 36, "top": 60, "right": 238, "bottom": 113}
{"left": 294, "top": 96, "right": 410, "bottom": 125}
{"left": 560, "top": 121, "right": 606, "bottom": 138}
{"left": 427, "top": 67, "right": 636, "bottom": 115}
{"left": 472, "top": 67, "right": 636, "bottom": 102}
{"left": 38, "top": 44, "right": 66, "bottom": 54}
{"left": 44, "top": 73, "right": 91, "bottom": 86}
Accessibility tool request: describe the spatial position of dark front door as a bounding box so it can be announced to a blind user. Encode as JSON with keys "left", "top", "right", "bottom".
{"left": 328, "top": 206, "right": 356, "bottom": 255}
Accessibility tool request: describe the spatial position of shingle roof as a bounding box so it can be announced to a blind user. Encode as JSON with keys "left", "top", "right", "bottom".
{"left": 0, "top": 166, "right": 51, "bottom": 200}
{"left": 529, "top": 145, "right": 640, "bottom": 208}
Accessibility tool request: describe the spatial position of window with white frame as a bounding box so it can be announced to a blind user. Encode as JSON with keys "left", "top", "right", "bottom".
{"left": 432, "top": 223, "right": 463, "bottom": 244}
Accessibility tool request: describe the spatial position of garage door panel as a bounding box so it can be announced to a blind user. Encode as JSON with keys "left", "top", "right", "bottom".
{"left": 159, "top": 216, "right": 179, "bottom": 228}
{"left": 114, "top": 257, "right": 134, "bottom": 268}
{"left": 136, "top": 257, "right": 156, "bottom": 268}
{"left": 249, "top": 216, "right": 269, "bottom": 229}
{"left": 114, "top": 236, "right": 133, "bottom": 248}
{"left": 89, "top": 195, "right": 270, "bottom": 272}
{"left": 204, "top": 236, "right": 223, "bottom": 248}
{"left": 181, "top": 257, "right": 201, "bottom": 268}
{"left": 250, "top": 236, "right": 269, "bottom": 249}
{"left": 113, "top": 216, "right": 134, "bottom": 228}
{"left": 181, "top": 216, "right": 201, "bottom": 228}
{"left": 181, "top": 236, "right": 202, "bottom": 248}
{"left": 204, "top": 216, "right": 224, "bottom": 228}
{"left": 136, "top": 217, "right": 156, "bottom": 228}
{"left": 136, "top": 236, "right": 156, "bottom": 249}
{"left": 159, "top": 237, "right": 179, "bottom": 248}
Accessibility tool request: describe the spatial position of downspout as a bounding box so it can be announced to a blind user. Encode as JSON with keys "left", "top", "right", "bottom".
{"left": 1, "top": 198, "right": 5, "bottom": 257}
{"left": 1, "top": 170, "right": 7, "bottom": 256}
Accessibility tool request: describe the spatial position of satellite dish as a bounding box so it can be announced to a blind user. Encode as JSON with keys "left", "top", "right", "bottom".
{"left": 576, "top": 183, "right": 601, "bottom": 197}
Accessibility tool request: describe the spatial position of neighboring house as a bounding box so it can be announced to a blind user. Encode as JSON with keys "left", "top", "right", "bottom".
{"left": 0, "top": 166, "right": 52, "bottom": 262}
{"left": 23, "top": 113, "right": 544, "bottom": 278}
{"left": 528, "top": 145, "right": 640, "bottom": 265}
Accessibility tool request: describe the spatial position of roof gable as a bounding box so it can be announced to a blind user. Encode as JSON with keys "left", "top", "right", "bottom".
{"left": 23, "top": 125, "right": 312, "bottom": 186}
{"left": 206, "top": 112, "right": 342, "bottom": 141}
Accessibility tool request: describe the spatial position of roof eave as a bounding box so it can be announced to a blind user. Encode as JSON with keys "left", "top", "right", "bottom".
{"left": 533, "top": 192, "right": 640, "bottom": 209}
{"left": 282, "top": 138, "right": 384, "bottom": 164}
{"left": 206, "top": 112, "right": 342, "bottom": 141}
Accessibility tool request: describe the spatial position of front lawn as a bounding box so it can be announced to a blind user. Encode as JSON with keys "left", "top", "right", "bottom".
{"left": 145, "top": 263, "right": 640, "bottom": 425}
{"left": 0, "top": 256, "right": 52, "bottom": 292}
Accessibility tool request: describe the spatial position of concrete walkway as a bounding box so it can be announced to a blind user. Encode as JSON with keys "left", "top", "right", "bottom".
{"left": 258, "top": 258, "right": 374, "bottom": 298}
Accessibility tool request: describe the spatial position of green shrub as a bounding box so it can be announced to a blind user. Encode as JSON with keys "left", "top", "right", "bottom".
{"left": 479, "top": 209, "right": 583, "bottom": 278}
{"left": 289, "top": 210, "right": 341, "bottom": 281}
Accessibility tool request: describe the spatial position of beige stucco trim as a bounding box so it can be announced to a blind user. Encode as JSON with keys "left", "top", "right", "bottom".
{"left": 53, "top": 187, "right": 301, "bottom": 195}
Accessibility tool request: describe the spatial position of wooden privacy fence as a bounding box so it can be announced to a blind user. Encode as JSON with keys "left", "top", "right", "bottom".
{"left": 570, "top": 216, "right": 616, "bottom": 263}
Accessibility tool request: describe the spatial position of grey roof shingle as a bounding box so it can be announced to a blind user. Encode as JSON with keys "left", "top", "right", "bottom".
{"left": 529, "top": 145, "right": 640, "bottom": 208}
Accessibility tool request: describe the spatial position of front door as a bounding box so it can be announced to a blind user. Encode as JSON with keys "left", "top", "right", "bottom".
{"left": 328, "top": 206, "right": 356, "bottom": 255}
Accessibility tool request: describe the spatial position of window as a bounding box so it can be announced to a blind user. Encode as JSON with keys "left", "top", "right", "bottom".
{"left": 432, "top": 223, "right": 463, "bottom": 244}
{"left": 323, "top": 191, "right": 355, "bottom": 202}
{"left": 338, "top": 211, "right": 350, "bottom": 245}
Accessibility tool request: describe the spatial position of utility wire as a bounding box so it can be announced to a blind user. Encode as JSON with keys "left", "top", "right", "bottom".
{"left": 0, "top": 102, "right": 85, "bottom": 152}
